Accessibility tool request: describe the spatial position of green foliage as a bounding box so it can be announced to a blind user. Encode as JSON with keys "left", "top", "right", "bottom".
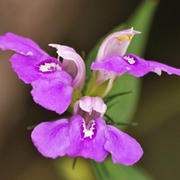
{"left": 91, "top": 158, "right": 155, "bottom": 180}
{"left": 105, "top": 73, "right": 141, "bottom": 130}
{"left": 86, "top": 71, "right": 110, "bottom": 97}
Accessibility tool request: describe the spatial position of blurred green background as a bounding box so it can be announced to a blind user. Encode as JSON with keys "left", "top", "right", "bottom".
{"left": 0, "top": 0, "right": 179, "bottom": 179}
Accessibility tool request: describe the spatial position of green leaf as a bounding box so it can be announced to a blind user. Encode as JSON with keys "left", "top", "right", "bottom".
{"left": 91, "top": 158, "right": 155, "bottom": 180}
{"left": 125, "top": 0, "right": 159, "bottom": 56}
{"left": 90, "top": 160, "right": 110, "bottom": 180}
{"left": 105, "top": 73, "right": 141, "bottom": 130}
{"left": 86, "top": 71, "right": 110, "bottom": 97}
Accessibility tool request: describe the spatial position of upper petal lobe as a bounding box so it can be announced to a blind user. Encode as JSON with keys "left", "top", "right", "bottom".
{"left": 0, "top": 32, "right": 48, "bottom": 56}
{"left": 95, "top": 28, "right": 141, "bottom": 62}
{"left": 49, "top": 44, "right": 86, "bottom": 91}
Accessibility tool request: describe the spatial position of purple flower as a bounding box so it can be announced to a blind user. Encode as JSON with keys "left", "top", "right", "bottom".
{"left": 93, "top": 28, "right": 140, "bottom": 85}
{"left": 31, "top": 96, "right": 143, "bottom": 165}
{"left": 91, "top": 53, "right": 180, "bottom": 77}
{"left": 96, "top": 28, "right": 140, "bottom": 63}
{"left": 0, "top": 32, "right": 85, "bottom": 114}
{"left": 91, "top": 28, "right": 180, "bottom": 81}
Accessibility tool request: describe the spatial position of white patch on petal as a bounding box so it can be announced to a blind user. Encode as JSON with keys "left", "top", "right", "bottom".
{"left": 123, "top": 56, "right": 136, "bottom": 64}
{"left": 161, "top": 67, "right": 167, "bottom": 72}
{"left": 154, "top": 67, "right": 162, "bottom": 75}
{"left": 83, "top": 120, "right": 95, "bottom": 139}
{"left": 20, "top": 51, "right": 34, "bottom": 56}
{"left": 26, "top": 51, "right": 34, "bottom": 55}
{"left": 39, "top": 62, "right": 61, "bottom": 72}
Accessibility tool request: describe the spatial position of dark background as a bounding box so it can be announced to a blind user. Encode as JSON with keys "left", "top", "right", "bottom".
{"left": 0, "top": 0, "right": 179, "bottom": 179}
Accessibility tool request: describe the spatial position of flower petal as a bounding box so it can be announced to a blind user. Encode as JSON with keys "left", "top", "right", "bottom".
{"left": 93, "top": 53, "right": 180, "bottom": 78}
{"left": 31, "top": 119, "right": 70, "bottom": 159}
{"left": 96, "top": 28, "right": 141, "bottom": 62}
{"left": 73, "top": 96, "right": 107, "bottom": 119}
{"left": 31, "top": 71, "right": 73, "bottom": 115}
{"left": 92, "top": 97, "right": 107, "bottom": 116}
{"left": 67, "top": 115, "right": 108, "bottom": 162}
{"left": 91, "top": 55, "right": 130, "bottom": 75}
{"left": 148, "top": 61, "right": 180, "bottom": 76}
{"left": 49, "top": 44, "right": 86, "bottom": 91}
{"left": 123, "top": 54, "right": 180, "bottom": 77}
{"left": 10, "top": 53, "right": 61, "bottom": 84}
{"left": 73, "top": 96, "right": 92, "bottom": 115}
{"left": 91, "top": 55, "right": 131, "bottom": 90}
{"left": 0, "top": 32, "right": 63, "bottom": 84}
{"left": 104, "top": 125, "right": 143, "bottom": 165}
{"left": 90, "top": 28, "right": 140, "bottom": 90}
{"left": 0, "top": 32, "right": 48, "bottom": 56}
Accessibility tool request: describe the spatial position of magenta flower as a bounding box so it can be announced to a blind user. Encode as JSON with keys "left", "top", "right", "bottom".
{"left": 31, "top": 96, "right": 143, "bottom": 165}
{"left": 91, "top": 53, "right": 180, "bottom": 77}
{"left": 95, "top": 28, "right": 140, "bottom": 63}
{"left": 0, "top": 33, "right": 85, "bottom": 114}
{"left": 91, "top": 28, "right": 180, "bottom": 80}
{"left": 93, "top": 28, "right": 140, "bottom": 86}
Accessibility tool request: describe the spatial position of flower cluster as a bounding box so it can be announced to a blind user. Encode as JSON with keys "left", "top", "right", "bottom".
{"left": 1, "top": 28, "right": 180, "bottom": 165}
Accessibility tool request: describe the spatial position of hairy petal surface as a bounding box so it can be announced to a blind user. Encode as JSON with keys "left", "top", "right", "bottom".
{"left": 67, "top": 115, "right": 108, "bottom": 162}
{"left": 31, "top": 119, "right": 70, "bottom": 159}
{"left": 49, "top": 44, "right": 86, "bottom": 91}
{"left": 31, "top": 71, "right": 73, "bottom": 114}
{"left": 104, "top": 125, "right": 143, "bottom": 165}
